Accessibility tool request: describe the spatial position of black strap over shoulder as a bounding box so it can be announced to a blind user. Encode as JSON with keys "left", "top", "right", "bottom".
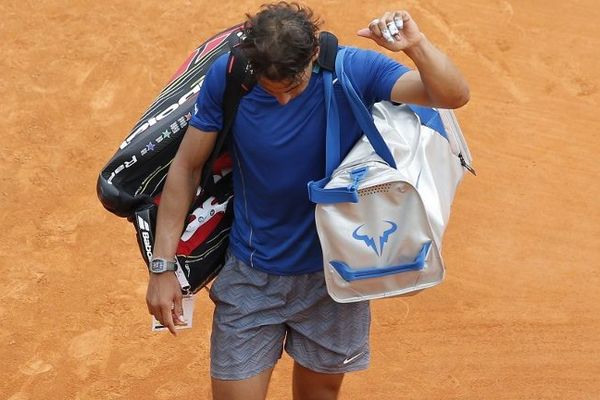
{"left": 200, "top": 31, "right": 339, "bottom": 192}
{"left": 317, "top": 31, "right": 338, "bottom": 71}
{"left": 200, "top": 39, "right": 254, "bottom": 191}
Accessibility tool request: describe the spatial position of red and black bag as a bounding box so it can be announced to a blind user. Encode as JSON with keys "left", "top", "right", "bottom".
{"left": 97, "top": 25, "right": 252, "bottom": 294}
{"left": 97, "top": 26, "right": 337, "bottom": 294}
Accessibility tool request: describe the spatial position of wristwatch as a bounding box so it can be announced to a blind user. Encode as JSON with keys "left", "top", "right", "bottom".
{"left": 149, "top": 257, "right": 178, "bottom": 274}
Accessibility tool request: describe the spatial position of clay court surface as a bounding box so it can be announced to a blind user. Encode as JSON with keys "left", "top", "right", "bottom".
{"left": 1, "top": 0, "right": 599, "bottom": 398}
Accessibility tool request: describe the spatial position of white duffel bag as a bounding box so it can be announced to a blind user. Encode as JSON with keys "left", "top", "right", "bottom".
{"left": 308, "top": 48, "right": 474, "bottom": 303}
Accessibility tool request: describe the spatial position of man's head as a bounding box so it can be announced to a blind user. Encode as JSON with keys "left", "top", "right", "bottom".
{"left": 241, "top": 2, "right": 321, "bottom": 104}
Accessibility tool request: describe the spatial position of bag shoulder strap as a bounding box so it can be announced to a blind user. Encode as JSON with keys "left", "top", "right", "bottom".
{"left": 333, "top": 48, "right": 397, "bottom": 169}
{"left": 317, "top": 31, "right": 338, "bottom": 71}
{"left": 319, "top": 32, "right": 340, "bottom": 175}
{"left": 200, "top": 38, "right": 254, "bottom": 190}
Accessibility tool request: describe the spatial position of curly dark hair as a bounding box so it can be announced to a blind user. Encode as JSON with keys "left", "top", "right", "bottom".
{"left": 240, "top": 2, "right": 321, "bottom": 83}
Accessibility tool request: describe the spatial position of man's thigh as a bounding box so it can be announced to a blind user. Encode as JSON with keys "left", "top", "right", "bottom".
{"left": 284, "top": 270, "right": 371, "bottom": 374}
{"left": 209, "top": 252, "right": 289, "bottom": 380}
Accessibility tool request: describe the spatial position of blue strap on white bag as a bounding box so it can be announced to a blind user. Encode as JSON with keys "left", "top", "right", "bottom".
{"left": 334, "top": 48, "right": 397, "bottom": 169}
{"left": 322, "top": 64, "right": 341, "bottom": 177}
{"left": 330, "top": 241, "right": 431, "bottom": 282}
{"left": 308, "top": 47, "right": 397, "bottom": 204}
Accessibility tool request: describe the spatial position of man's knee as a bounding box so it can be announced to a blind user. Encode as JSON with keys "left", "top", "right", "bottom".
{"left": 293, "top": 362, "right": 344, "bottom": 400}
{"left": 212, "top": 368, "right": 274, "bottom": 400}
{"left": 295, "top": 384, "right": 342, "bottom": 400}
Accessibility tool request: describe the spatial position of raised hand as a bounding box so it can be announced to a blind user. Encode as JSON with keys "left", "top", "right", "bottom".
{"left": 357, "top": 10, "right": 424, "bottom": 52}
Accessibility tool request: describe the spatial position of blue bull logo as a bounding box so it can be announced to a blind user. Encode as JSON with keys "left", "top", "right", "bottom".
{"left": 352, "top": 221, "right": 398, "bottom": 256}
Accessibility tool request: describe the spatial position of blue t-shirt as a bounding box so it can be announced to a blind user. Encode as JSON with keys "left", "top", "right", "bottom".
{"left": 190, "top": 47, "right": 410, "bottom": 275}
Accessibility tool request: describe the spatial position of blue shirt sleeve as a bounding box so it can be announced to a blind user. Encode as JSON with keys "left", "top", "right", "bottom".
{"left": 342, "top": 47, "right": 411, "bottom": 105}
{"left": 189, "top": 53, "right": 228, "bottom": 132}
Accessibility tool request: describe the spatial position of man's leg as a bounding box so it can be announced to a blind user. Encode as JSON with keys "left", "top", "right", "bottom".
{"left": 284, "top": 272, "right": 371, "bottom": 399}
{"left": 212, "top": 367, "right": 274, "bottom": 400}
{"left": 209, "top": 253, "right": 289, "bottom": 396}
{"left": 292, "top": 362, "right": 344, "bottom": 400}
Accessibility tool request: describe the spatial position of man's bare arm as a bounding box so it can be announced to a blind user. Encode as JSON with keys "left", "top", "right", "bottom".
{"left": 146, "top": 125, "right": 217, "bottom": 336}
{"left": 152, "top": 126, "right": 218, "bottom": 259}
{"left": 358, "top": 10, "right": 470, "bottom": 109}
{"left": 391, "top": 39, "right": 470, "bottom": 108}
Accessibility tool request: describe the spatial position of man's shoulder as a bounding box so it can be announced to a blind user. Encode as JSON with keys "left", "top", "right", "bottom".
{"left": 338, "top": 46, "right": 393, "bottom": 77}
{"left": 339, "top": 46, "right": 385, "bottom": 61}
{"left": 198, "top": 52, "right": 230, "bottom": 96}
{"left": 209, "top": 52, "right": 230, "bottom": 75}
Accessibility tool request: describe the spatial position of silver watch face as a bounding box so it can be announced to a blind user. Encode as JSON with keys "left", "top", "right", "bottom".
{"left": 150, "top": 259, "right": 175, "bottom": 273}
{"left": 150, "top": 259, "right": 165, "bottom": 273}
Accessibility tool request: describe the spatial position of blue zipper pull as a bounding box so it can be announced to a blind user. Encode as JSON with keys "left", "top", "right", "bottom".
{"left": 348, "top": 167, "right": 368, "bottom": 191}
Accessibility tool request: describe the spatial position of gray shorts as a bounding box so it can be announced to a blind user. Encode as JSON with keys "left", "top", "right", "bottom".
{"left": 208, "top": 251, "right": 371, "bottom": 380}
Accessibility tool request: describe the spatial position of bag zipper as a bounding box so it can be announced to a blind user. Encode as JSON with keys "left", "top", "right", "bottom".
{"left": 458, "top": 153, "right": 476, "bottom": 176}
{"left": 439, "top": 109, "right": 476, "bottom": 176}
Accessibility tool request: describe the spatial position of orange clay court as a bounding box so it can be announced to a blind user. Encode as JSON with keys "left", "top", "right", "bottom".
{"left": 1, "top": 0, "right": 599, "bottom": 399}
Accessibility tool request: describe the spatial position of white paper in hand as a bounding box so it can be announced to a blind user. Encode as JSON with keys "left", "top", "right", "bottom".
{"left": 151, "top": 295, "right": 196, "bottom": 332}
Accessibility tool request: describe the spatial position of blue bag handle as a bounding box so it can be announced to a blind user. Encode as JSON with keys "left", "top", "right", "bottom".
{"left": 329, "top": 241, "right": 431, "bottom": 282}
{"left": 334, "top": 48, "right": 397, "bottom": 169}
{"left": 308, "top": 68, "right": 345, "bottom": 204}
{"left": 322, "top": 69, "right": 340, "bottom": 177}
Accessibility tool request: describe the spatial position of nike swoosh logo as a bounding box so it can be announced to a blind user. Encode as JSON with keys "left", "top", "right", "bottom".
{"left": 342, "top": 352, "right": 364, "bottom": 365}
